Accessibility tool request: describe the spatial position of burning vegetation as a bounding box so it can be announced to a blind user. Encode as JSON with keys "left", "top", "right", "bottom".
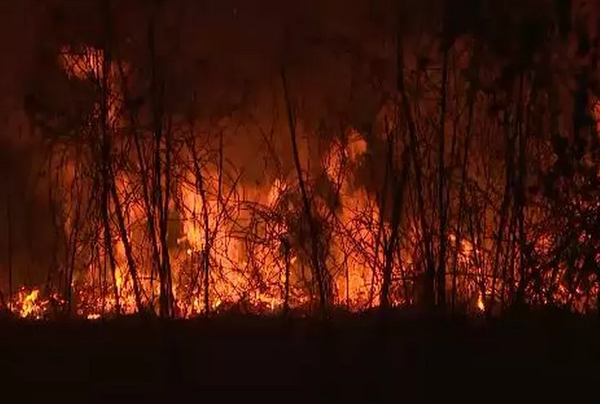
{"left": 2, "top": 0, "right": 600, "bottom": 321}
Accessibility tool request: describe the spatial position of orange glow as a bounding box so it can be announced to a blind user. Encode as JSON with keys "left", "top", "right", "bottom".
{"left": 477, "top": 293, "right": 485, "bottom": 312}
{"left": 8, "top": 42, "right": 600, "bottom": 321}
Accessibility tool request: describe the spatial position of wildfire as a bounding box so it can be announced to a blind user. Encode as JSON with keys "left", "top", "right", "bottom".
{"left": 7, "top": 36, "right": 600, "bottom": 322}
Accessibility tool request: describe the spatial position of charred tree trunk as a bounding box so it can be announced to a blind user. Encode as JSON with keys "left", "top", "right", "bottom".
{"left": 98, "top": 0, "right": 120, "bottom": 317}
{"left": 101, "top": 198, "right": 120, "bottom": 315}
{"left": 280, "top": 64, "right": 328, "bottom": 319}
{"left": 65, "top": 187, "right": 82, "bottom": 316}
{"left": 109, "top": 178, "right": 144, "bottom": 312}
{"left": 490, "top": 109, "right": 515, "bottom": 314}
{"left": 514, "top": 74, "right": 528, "bottom": 307}
{"left": 380, "top": 151, "right": 410, "bottom": 313}
{"left": 117, "top": 59, "right": 165, "bottom": 315}
{"left": 148, "top": 18, "right": 174, "bottom": 319}
{"left": 450, "top": 71, "right": 476, "bottom": 311}
{"left": 99, "top": 97, "right": 120, "bottom": 314}
{"left": 100, "top": 2, "right": 143, "bottom": 314}
{"left": 188, "top": 146, "right": 212, "bottom": 316}
{"left": 203, "top": 250, "right": 209, "bottom": 315}
{"left": 5, "top": 182, "right": 12, "bottom": 311}
{"left": 283, "top": 238, "right": 291, "bottom": 316}
{"left": 379, "top": 96, "right": 412, "bottom": 313}
{"left": 436, "top": 42, "right": 450, "bottom": 310}
{"left": 396, "top": 17, "right": 434, "bottom": 310}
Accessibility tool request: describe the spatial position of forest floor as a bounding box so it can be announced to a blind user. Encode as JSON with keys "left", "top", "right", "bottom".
{"left": 0, "top": 309, "right": 597, "bottom": 402}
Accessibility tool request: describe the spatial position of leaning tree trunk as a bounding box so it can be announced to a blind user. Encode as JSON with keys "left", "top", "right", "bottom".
{"left": 281, "top": 63, "right": 329, "bottom": 319}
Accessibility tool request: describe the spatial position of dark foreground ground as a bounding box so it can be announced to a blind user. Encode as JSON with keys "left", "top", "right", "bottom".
{"left": 0, "top": 309, "right": 598, "bottom": 402}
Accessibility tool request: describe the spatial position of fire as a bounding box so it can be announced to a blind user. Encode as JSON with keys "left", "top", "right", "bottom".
{"left": 7, "top": 288, "right": 63, "bottom": 320}
{"left": 6, "top": 45, "right": 502, "bottom": 317}
{"left": 55, "top": 120, "right": 383, "bottom": 317}
{"left": 320, "top": 129, "right": 384, "bottom": 308}
{"left": 19, "top": 289, "right": 41, "bottom": 318}
{"left": 477, "top": 293, "right": 485, "bottom": 312}
{"left": 9, "top": 33, "right": 600, "bottom": 321}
